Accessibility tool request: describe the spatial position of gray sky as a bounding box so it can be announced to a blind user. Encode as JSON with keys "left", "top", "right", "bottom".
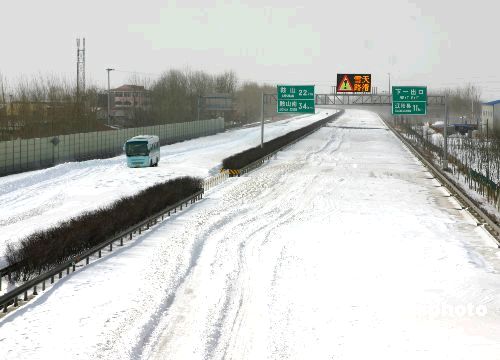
{"left": 1, "top": 0, "right": 499, "bottom": 100}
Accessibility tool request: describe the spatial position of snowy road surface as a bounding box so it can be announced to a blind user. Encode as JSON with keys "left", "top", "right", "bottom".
{"left": 0, "top": 110, "right": 334, "bottom": 265}
{"left": 1, "top": 110, "right": 500, "bottom": 359}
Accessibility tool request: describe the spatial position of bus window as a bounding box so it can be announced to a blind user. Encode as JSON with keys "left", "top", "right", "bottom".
{"left": 125, "top": 142, "right": 149, "bottom": 156}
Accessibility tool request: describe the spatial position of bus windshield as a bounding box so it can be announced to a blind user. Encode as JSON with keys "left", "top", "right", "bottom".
{"left": 125, "top": 141, "right": 149, "bottom": 156}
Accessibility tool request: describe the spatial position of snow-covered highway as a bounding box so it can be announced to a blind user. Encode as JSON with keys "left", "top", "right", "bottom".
{"left": 0, "top": 110, "right": 334, "bottom": 265}
{"left": 1, "top": 110, "right": 500, "bottom": 359}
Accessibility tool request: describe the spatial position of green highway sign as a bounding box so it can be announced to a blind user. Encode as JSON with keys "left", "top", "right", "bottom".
{"left": 277, "top": 85, "right": 315, "bottom": 99}
{"left": 392, "top": 86, "right": 427, "bottom": 115}
{"left": 277, "top": 99, "right": 315, "bottom": 113}
{"left": 277, "top": 85, "right": 315, "bottom": 113}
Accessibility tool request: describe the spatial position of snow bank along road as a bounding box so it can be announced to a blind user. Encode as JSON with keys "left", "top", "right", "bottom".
{"left": 0, "top": 110, "right": 335, "bottom": 265}
{"left": 1, "top": 109, "right": 500, "bottom": 359}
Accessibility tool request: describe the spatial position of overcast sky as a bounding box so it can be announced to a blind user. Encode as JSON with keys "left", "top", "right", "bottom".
{"left": 1, "top": 0, "right": 499, "bottom": 100}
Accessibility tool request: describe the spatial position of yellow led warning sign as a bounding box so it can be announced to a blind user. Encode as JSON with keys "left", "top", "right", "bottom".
{"left": 338, "top": 74, "right": 353, "bottom": 91}
{"left": 337, "top": 74, "right": 371, "bottom": 93}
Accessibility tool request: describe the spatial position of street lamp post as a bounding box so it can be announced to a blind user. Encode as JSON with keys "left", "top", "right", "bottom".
{"left": 388, "top": 73, "right": 391, "bottom": 95}
{"left": 443, "top": 94, "right": 449, "bottom": 170}
{"left": 261, "top": 92, "right": 264, "bottom": 148}
{"left": 106, "top": 68, "right": 114, "bottom": 126}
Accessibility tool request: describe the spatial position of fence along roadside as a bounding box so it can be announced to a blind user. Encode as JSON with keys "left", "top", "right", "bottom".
{"left": 0, "top": 117, "right": 224, "bottom": 177}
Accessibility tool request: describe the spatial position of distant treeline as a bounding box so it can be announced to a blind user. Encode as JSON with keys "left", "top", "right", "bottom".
{"left": 0, "top": 70, "right": 278, "bottom": 140}
{"left": 442, "top": 84, "right": 482, "bottom": 122}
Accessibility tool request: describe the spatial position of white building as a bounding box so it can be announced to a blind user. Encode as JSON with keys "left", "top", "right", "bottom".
{"left": 481, "top": 100, "right": 500, "bottom": 136}
{"left": 110, "top": 85, "right": 151, "bottom": 124}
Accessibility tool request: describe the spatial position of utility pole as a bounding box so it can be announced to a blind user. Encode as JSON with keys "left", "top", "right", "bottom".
{"left": 388, "top": 73, "right": 391, "bottom": 95}
{"left": 76, "top": 38, "right": 86, "bottom": 101}
{"left": 443, "top": 94, "right": 449, "bottom": 170}
{"left": 471, "top": 96, "right": 474, "bottom": 126}
{"left": 0, "top": 77, "right": 5, "bottom": 106}
{"left": 197, "top": 96, "right": 200, "bottom": 122}
{"left": 261, "top": 92, "right": 264, "bottom": 148}
{"left": 106, "top": 68, "right": 114, "bottom": 126}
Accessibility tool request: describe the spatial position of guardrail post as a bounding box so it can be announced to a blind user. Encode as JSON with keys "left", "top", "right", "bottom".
{"left": 14, "top": 297, "right": 18, "bottom": 307}
{"left": 24, "top": 291, "right": 28, "bottom": 301}
{"left": 180, "top": 203, "right": 183, "bottom": 210}
{"left": 86, "top": 257, "right": 89, "bottom": 265}
{"left": 98, "top": 250, "right": 102, "bottom": 258}
{"left": 66, "top": 267, "right": 70, "bottom": 275}
{"left": 59, "top": 271, "right": 62, "bottom": 279}
{"left": 51, "top": 275, "right": 54, "bottom": 284}
{"left": 33, "top": 285, "right": 38, "bottom": 296}
{"left": 110, "top": 243, "right": 113, "bottom": 251}
{"left": 3, "top": 303, "right": 7, "bottom": 313}
{"left": 139, "top": 227, "right": 142, "bottom": 235}
{"left": 129, "top": 233, "right": 132, "bottom": 240}
{"left": 120, "top": 237, "right": 123, "bottom": 246}
{"left": 73, "top": 263, "right": 76, "bottom": 272}
{"left": 42, "top": 280, "right": 46, "bottom": 291}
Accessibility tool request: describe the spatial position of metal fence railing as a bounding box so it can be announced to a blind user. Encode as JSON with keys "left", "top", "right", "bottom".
{"left": 384, "top": 117, "right": 500, "bottom": 247}
{"left": 0, "top": 190, "right": 204, "bottom": 314}
{"left": 0, "top": 117, "right": 225, "bottom": 177}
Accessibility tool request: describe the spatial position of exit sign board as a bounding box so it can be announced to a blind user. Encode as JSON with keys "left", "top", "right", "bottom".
{"left": 277, "top": 85, "right": 315, "bottom": 113}
{"left": 392, "top": 86, "right": 427, "bottom": 115}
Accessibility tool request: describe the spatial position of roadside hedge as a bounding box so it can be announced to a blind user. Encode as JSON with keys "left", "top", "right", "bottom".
{"left": 222, "top": 110, "right": 344, "bottom": 170}
{"left": 5, "top": 176, "right": 203, "bottom": 281}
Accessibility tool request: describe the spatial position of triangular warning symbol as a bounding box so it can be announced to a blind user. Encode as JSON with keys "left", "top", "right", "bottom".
{"left": 337, "top": 75, "right": 353, "bottom": 92}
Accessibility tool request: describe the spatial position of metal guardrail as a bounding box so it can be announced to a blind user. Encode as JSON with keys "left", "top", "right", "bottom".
{"left": 0, "top": 189, "right": 204, "bottom": 314}
{"left": 383, "top": 118, "right": 500, "bottom": 247}
{"left": 203, "top": 172, "right": 229, "bottom": 191}
{"left": 238, "top": 110, "right": 345, "bottom": 176}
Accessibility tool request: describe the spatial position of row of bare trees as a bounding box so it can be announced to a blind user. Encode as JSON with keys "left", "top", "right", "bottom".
{"left": 0, "top": 73, "right": 101, "bottom": 140}
{"left": 130, "top": 69, "right": 277, "bottom": 126}
{"left": 0, "top": 69, "right": 278, "bottom": 140}
{"left": 443, "top": 84, "right": 482, "bottom": 122}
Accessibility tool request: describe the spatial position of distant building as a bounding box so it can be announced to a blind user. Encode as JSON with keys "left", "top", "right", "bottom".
{"left": 481, "top": 100, "right": 500, "bottom": 136}
{"left": 109, "top": 84, "right": 151, "bottom": 125}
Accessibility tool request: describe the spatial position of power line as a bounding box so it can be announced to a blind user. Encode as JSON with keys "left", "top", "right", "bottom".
{"left": 114, "top": 69, "right": 161, "bottom": 77}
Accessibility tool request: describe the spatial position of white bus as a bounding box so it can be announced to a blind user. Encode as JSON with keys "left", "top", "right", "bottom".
{"left": 123, "top": 135, "right": 160, "bottom": 168}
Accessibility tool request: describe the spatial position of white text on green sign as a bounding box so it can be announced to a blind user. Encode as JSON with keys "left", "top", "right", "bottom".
{"left": 277, "top": 99, "right": 315, "bottom": 113}
{"left": 277, "top": 85, "right": 315, "bottom": 100}
{"left": 392, "top": 86, "right": 427, "bottom": 115}
{"left": 393, "top": 87, "right": 427, "bottom": 102}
